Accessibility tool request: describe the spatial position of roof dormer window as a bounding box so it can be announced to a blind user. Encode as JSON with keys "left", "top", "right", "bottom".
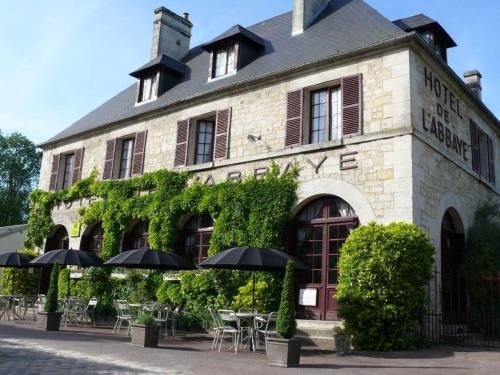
{"left": 213, "top": 45, "right": 237, "bottom": 78}
{"left": 138, "top": 74, "right": 157, "bottom": 103}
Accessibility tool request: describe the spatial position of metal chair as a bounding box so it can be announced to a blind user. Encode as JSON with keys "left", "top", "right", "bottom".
{"left": 166, "top": 305, "right": 181, "bottom": 336}
{"left": 84, "top": 298, "right": 98, "bottom": 327}
{"left": 255, "top": 311, "right": 278, "bottom": 352}
{"left": 112, "top": 300, "right": 133, "bottom": 335}
{"left": 154, "top": 304, "right": 170, "bottom": 337}
{"left": 217, "top": 309, "right": 242, "bottom": 354}
{"left": 209, "top": 308, "right": 224, "bottom": 350}
{"left": 21, "top": 295, "right": 38, "bottom": 320}
{"left": 0, "top": 296, "right": 12, "bottom": 321}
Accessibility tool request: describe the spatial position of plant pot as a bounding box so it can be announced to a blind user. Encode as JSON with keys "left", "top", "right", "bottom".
{"left": 37, "top": 312, "right": 63, "bottom": 331}
{"left": 334, "top": 334, "right": 352, "bottom": 355}
{"left": 131, "top": 324, "right": 160, "bottom": 348}
{"left": 266, "top": 337, "right": 301, "bottom": 367}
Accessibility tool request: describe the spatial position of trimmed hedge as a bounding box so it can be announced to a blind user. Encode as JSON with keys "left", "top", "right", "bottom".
{"left": 336, "top": 222, "right": 434, "bottom": 351}
{"left": 276, "top": 260, "right": 296, "bottom": 339}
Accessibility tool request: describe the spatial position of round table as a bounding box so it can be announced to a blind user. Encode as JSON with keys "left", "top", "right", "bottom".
{"left": 235, "top": 312, "right": 267, "bottom": 352}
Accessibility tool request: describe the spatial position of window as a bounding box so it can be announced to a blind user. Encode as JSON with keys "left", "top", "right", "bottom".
{"left": 81, "top": 223, "right": 104, "bottom": 256}
{"left": 122, "top": 221, "right": 149, "bottom": 251}
{"left": 310, "top": 87, "right": 342, "bottom": 144}
{"left": 470, "top": 120, "right": 495, "bottom": 185}
{"left": 420, "top": 30, "right": 446, "bottom": 61}
{"left": 213, "top": 45, "right": 236, "bottom": 78}
{"left": 118, "top": 138, "right": 134, "bottom": 179}
{"left": 195, "top": 120, "right": 215, "bottom": 164}
{"left": 61, "top": 153, "right": 75, "bottom": 189}
{"left": 179, "top": 215, "right": 213, "bottom": 264}
{"left": 139, "top": 74, "right": 156, "bottom": 102}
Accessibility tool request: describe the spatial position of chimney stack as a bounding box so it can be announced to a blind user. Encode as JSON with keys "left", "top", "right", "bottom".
{"left": 463, "top": 70, "right": 482, "bottom": 100}
{"left": 151, "top": 7, "right": 193, "bottom": 61}
{"left": 292, "top": 0, "right": 330, "bottom": 35}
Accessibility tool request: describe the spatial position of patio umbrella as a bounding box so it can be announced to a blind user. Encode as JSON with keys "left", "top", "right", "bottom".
{"left": 30, "top": 249, "right": 102, "bottom": 297}
{"left": 0, "top": 252, "right": 35, "bottom": 294}
{"left": 199, "top": 247, "right": 308, "bottom": 311}
{"left": 103, "top": 247, "right": 197, "bottom": 270}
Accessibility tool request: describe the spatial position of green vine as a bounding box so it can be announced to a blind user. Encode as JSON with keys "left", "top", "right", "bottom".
{"left": 25, "top": 163, "right": 299, "bottom": 261}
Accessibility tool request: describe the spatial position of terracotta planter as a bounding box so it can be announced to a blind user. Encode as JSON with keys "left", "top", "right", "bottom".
{"left": 131, "top": 324, "right": 160, "bottom": 348}
{"left": 334, "top": 334, "right": 352, "bottom": 355}
{"left": 37, "top": 312, "right": 63, "bottom": 331}
{"left": 266, "top": 337, "right": 301, "bottom": 367}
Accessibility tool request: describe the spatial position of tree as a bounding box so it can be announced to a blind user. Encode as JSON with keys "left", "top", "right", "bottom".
{"left": 276, "top": 260, "right": 296, "bottom": 339}
{"left": 0, "top": 132, "right": 40, "bottom": 225}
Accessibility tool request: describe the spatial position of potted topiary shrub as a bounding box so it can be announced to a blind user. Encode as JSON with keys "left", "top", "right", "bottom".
{"left": 333, "top": 325, "right": 352, "bottom": 355}
{"left": 130, "top": 313, "right": 160, "bottom": 348}
{"left": 267, "top": 260, "right": 301, "bottom": 367}
{"left": 37, "top": 262, "right": 63, "bottom": 331}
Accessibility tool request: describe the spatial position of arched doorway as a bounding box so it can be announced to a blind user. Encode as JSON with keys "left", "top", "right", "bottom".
{"left": 291, "top": 196, "right": 358, "bottom": 320}
{"left": 80, "top": 223, "right": 104, "bottom": 256}
{"left": 122, "top": 221, "right": 149, "bottom": 251}
{"left": 41, "top": 225, "right": 69, "bottom": 293}
{"left": 441, "top": 209, "right": 466, "bottom": 322}
{"left": 177, "top": 214, "right": 214, "bottom": 265}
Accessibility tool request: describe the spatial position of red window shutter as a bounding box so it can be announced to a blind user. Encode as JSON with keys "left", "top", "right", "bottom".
{"left": 214, "top": 108, "right": 231, "bottom": 160}
{"left": 487, "top": 136, "right": 495, "bottom": 185}
{"left": 285, "top": 89, "right": 303, "bottom": 147}
{"left": 175, "top": 119, "right": 190, "bottom": 166}
{"left": 131, "top": 131, "right": 147, "bottom": 176}
{"left": 49, "top": 154, "right": 61, "bottom": 191}
{"left": 71, "top": 148, "right": 85, "bottom": 185}
{"left": 103, "top": 139, "right": 116, "bottom": 180}
{"left": 341, "top": 74, "right": 363, "bottom": 137}
{"left": 470, "top": 121, "right": 480, "bottom": 173}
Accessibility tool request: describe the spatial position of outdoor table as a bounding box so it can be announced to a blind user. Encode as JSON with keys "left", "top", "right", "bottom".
{"left": 235, "top": 312, "right": 267, "bottom": 352}
{"left": 128, "top": 303, "right": 143, "bottom": 318}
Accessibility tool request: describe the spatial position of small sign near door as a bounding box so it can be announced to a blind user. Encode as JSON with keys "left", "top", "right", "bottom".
{"left": 70, "top": 221, "right": 81, "bottom": 237}
{"left": 299, "top": 288, "right": 317, "bottom": 306}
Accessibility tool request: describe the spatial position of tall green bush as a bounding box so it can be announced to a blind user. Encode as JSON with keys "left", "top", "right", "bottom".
{"left": 1, "top": 249, "right": 40, "bottom": 295}
{"left": 276, "top": 260, "right": 296, "bottom": 339}
{"left": 336, "top": 222, "right": 434, "bottom": 351}
{"left": 44, "top": 262, "right": 60, "bottom": 313}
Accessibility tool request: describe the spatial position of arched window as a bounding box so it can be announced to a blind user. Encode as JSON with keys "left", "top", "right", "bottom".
{"left": 81, "top": 223, "right": 104, "bottom": 256}
{"left": 45, "top": 225, "right": 69, "bottom": 252}
{"left": 122, "top": 221, "right": 149, "bottom": 251}
{"left": 179, "top": 215, "right": 213, "bottom": 264}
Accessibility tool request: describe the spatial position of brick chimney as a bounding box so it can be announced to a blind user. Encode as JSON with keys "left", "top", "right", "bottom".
{"left": 151, "top": 7, "right": 193, "bottom": 61}
{"left": 292, "top": 0, "right": 330, "bottom": 35}
{"left": 463, "top": 70, "right": 482, "bottom": 100}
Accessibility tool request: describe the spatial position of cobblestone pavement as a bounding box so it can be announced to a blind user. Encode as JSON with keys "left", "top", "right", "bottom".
{"left": 1, "top": 321, "right": 500, "bottom": 375}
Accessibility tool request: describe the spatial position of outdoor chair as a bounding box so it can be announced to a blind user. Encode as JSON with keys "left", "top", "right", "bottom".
{"left": 209, "top": 308, "right": 224, "bottom": 350}
{"left": 63, "top": 297, "right": 82, "bottom": 327}
{"left": 35, "top": 294, "right": 45, "bottom": 313}
{"left": 20, "top": 295, "right": 38, "bottom": 320}
{"left": 255, "top": 311, "right": 278, "bottom": 352}
{"left": 217, "top": 309, "right": 242, "bottom": 354}
{"left": 0, "top": 296, "right": 12, "bottom": 321}
{"left": 84, "top": 298, "right": 98, "bottom": 327}
{"left": 154, "top": 304, "right": 170, "bottom": 337}
{"left": 113, "top": 300, "right": 133, "bottom": 335}
{"left": 166, "top": 305, "right": 181, "bottom": 336}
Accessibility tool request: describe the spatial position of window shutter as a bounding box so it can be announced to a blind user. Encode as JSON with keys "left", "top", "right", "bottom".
{"left": 470, "top": 121, "right": 480, "bottom": 173}
{"left": 131, "top": 131, "right": 147, "bottom": 176}
{"left": 341, "top": 74, "right": 363, "bottom": 137}
{"left": 208, "top": 51, "right": 214, "bottom": 79}
{"left": 487, "top": 136, "right": 495, "bottom": 185}
{"left": 103, "top": 139, "right": 116, "bottom": 180}
{"left": 174, "top": 119, "right": 190, "bottom": 167}
{"left": 49, "top": 154, "right": 61, "bottom": 191}
{"left": 285, "top": 89, "right": 303, "bottom": 147}
{"left": 214, "top": 108, "right": 231, "bottom": 160}
{"left": 71, "top": 148, "right": 85, "bottom": 185}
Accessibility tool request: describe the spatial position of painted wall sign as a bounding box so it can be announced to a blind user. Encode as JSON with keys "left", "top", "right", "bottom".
{"left": 70, "top": 221, "right": 81, "bottom": 237}
{"left": 422, "top": 67, "right": 469, "bottom": 161}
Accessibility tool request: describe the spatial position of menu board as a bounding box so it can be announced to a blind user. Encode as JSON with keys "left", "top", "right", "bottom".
{"left": 299, "top": 288, "right": 317, "bottom": 306}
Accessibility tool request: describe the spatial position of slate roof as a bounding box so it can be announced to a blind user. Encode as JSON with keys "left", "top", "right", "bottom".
{"left": 130, "top": 54, "right": 187, "bottom": 78}
{"left": 201, "top": 24, "right": 265, "bottom": 50}
{"left": 393, "top": 14, "right": 456, "bottom": 47}
{"left": 0, "top": 224, "right": 28, "bottom": 239}
{"left": 40, "top": 0, "right": 409, "bottom": 148}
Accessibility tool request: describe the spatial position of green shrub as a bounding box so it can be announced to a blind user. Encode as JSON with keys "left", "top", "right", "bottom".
{"left": 44, "top": 262, "right": 60, "bottom": 313}
{"left": 276, "top": 260, "right": 296, "bottom": 339}
{"left": 336, "top": 222, "right": 434, "bottom": 351}
{"left": 231, "top": 273, "right": 281, "bottom": 313}
{"left": 135, "top": 313, "right": 157, "bottom": 326}
{"left": 1, "top": 249, "right": 40, "bottom": 295}
{"left": 156, "top": 280, "right": 181, "bottom": 306}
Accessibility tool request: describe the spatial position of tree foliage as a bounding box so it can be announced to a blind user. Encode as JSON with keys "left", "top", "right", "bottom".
{"left": 0, "top": 132, "right": 40, "bottom": 225}
{"left": 336, "top": 222, "right": 434, "bottom": 351}
{"left": 276, "top": 260, "right": 296, "bottom": 339}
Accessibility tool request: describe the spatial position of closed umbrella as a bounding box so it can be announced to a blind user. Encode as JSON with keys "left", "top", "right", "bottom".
{"left": 103, "top": 247, "right": 196, "bottom": 270}
{"left": 0, "top": 252, "right": 34, "bottom": 294}
{"left": 199, "top": 247, "right": 308, "bottom": 311}
{"left": 30, "top": 249, "right": 102, "bottom": 297}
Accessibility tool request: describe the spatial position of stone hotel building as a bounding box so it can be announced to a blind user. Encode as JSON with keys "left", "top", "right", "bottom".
{"left": 37, "top": 0, "right": 499, "bottom": 321}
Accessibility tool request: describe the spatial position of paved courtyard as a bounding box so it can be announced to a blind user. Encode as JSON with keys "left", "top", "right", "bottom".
{"left": 1, "top": 321, "right": 500, "bottom": 374}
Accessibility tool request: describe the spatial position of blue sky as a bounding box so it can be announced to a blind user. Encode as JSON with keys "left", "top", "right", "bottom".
{"left": 0, "top": 0, "right": 498, "bottom": 144}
